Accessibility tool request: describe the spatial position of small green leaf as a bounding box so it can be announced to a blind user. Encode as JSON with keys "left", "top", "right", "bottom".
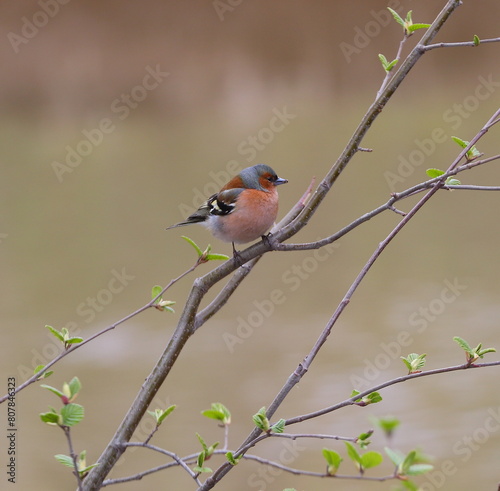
{"left": 151, "top": 285, "right": 163, "bottom": 300}
{"left": 478, "top": 347, "right": 496, "bottom": 357}
{"left": 181, "top": 236, "right": 204, "bottom": 257}
{"left": 385, "top": 59, "right": 398, "bottom": 71}
{"left": 385, "top": 447, "right": 405, "bottom": 467}
{"left": 206, "top": 441, "right": 219, "bottom": 457}
{"left": 68, "top": 377, "right": 81, "bottom": 399}
{"left": 226, "top": 451, "right": 240, "bottom": 466}
{"left": 40, "top": 410, "right": 61, "bottom": 425}
{"left": 426, "top": 168, "right": 445, "bottom": 178}
{"left": 55, "top": 454, "right": 75, "bottom": 468}
{"left": 451, "top": 136, "right": 481, "bottom": 160}
{"left": 252, "top": 407, "right": 270, "bottom": 432}
{"left": 202, "top": 403, "right": 231, "bottom": 425}
{"left": 271, "top": 419, "right": 286, "bottom": 434}
{"left": 40, "top": 384, "right": 65, "bottom": 399}
{"left": 371, "top": 416, "right": 400, "bottom": 437}
{"left": 357, "top": 429, "right": 373, "bottom": 449}
{"left": 206, "top": 253, "right": 230, "bottom": 261}
{"left": 388, "top": 7, "right": 405, "bottom": 28}
{"left": 345, "top": 441, "right": 362, "bottom": 466}
{"left": 445, "top": 177, "right": 461, "bottom": 186}
{"left": 361, "top": 451, "right": 383, "bottom": 469}
{"left": 46, "top": 325, "right": 64, "bottom": 342}
{"left": 378, "top": 53, "right": 388, "bottom": 69}
{"left": 34, "top": 365, "right": 54, "bottom": 379}
{"left": 407, "top": 463, "right": 434, "bottom": 475}
{"left": 401, "top": 450, "right": 417, "bottom": 474}
{"left": 407, "top": 23, "right": 431, "bottom": 33}
{"left": 322, "top": 448, "right": 343, "bottom": 475}
{"left": 366, "top": 392, "right": 382, "bottom": 404}
{"left": 378, "top": 54, "right": 398, "bottom": 72}
{"left": 197, "top": 450, "right": 205, "bottom": 468}
{"left": 65, "top": 337, "right": 83, "bottom": 345}
{"left": 158, "top": 405, "right": 176, "bottom": 424}
{"left": 401, "top": 353, "right": 426, "bottom": 374}
{"left": 350, "top": 389, "right": 382, "bottom": 406}
{"left": 196, "top": 433, "right": 208, "bottom": 454}
{"left": 61, "top": 403, "right": 84, "bottom": 427}
{"left": 473, "top": 34, "right": 480, "bottom": 46}
{"left": 148, "top": 405, "right": 176, "bottom": 425}
{"left": 453, "top": 336, "right": 473, "bottom": 354}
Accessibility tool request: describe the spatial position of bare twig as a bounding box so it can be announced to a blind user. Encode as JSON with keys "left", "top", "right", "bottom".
{"left": 62, "top": 426, "right": 83, "bottom": 491}
{"left": 423, "top": 36, "right": 500, "bottom": 51}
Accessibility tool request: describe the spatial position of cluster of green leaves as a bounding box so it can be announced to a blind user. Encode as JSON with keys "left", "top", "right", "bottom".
{"left": 401, "top": 353, "right": 427, "bottom": 374}
{"left": 40, "top": 377, "right": 83, "bottom": 420}
{"left": 400, "top": 337, "right": 496, "bottom": 374}
{"left": 451, "top": 136, "right": 482, "bottom": 161}
{"left": 426, "top": 136, "right": 481, "bottom": 187}
{"left": 322, "top": 443, "right": 431, "bottom": 481}
{"left": 371, "top": 415, "right": 400, "bottom": 438}
{"left": 39, "top": 378, "right": 99, "bottom": 478}
{"left": 350, "top": 390, "right": 382, "bottom": 406}
{"left": 55, "top": 450, "right": 99, "bottom": 479}
{"left": 454, "top": 336, "right": 496, "bottom": 366}
{"left": 194, "top": 433, "right": 219, "bottom": 474}
{"left": 151, "top": 285, "right": 176, "bottom": 312}
{"left": 252, "top": 406, "right": 286, "bottom": 433}
{"left": 388, "top": 8, "right": 431, "bottom": 36}
{"left": 426, "top": 168, "right": 461, "bottom": 186}
{"left": 182, "top": 236, "right": 229, "bottom": 263}
{"left": 202, "top": 402, "right": 231, "bottom": 425}
{"left": 46, "top": 324, "right": 83, "bottom": 350}
{"left": 147, "top": 405, "right": 176, "bottom": 426}
{"left": 379, "top": 9, "right": 430, "bottom": 72}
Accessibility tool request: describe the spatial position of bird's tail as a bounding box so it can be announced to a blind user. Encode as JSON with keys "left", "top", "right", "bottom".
{"left": 166, "top": 207, "right": 210, "bottom": 230}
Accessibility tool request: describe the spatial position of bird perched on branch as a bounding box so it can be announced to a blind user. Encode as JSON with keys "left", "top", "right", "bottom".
{"left": 167, "top": 164, "right": 288, "bottom": 254}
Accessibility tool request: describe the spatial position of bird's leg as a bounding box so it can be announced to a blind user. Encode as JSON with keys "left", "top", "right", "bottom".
{"left": 232, "top": 242, "right": 243, "bottom": 266}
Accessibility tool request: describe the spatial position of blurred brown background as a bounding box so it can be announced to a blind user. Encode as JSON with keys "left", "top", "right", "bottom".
{"left": 1, "top": 1, "right": 500, "bottom": 490}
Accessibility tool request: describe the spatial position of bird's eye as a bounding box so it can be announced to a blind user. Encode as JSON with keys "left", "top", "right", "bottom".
{"left": 267, "top": 175, "right": 276, "bottom": 182}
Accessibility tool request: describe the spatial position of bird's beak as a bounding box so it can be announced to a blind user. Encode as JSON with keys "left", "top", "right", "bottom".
{"left": 274, "top": 177, "right": 288, "bottom": 186}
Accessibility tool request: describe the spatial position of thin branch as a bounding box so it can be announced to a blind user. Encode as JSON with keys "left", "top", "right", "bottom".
{"left": 445, "top": 185, "right": 500, "bottom": 191}
{"left": 123, "top": 442, "right": 199, "bottom": 481}
{"left": 102, "top": 448, "right": 202, "bottom": 487}
{"left": 285, "top": 360, "right": 500, "bottom": 426}
{"left": 241, "top": 454, "right": 397, "bottom": 481}
{"left": 62, "top": 426, "right": 83, "bottom": 491}
{"left": 0, "top": 260, "right": 200, "bottom": 404}
{"left": 377, "top": 35, "right": 408, "bottom": 98}
{"left": 272, "top": 152, "right": 500, "bottom": 253}
{"left": 269, "top": 432, "right": 356, "bottom": 443}
{"left": 423, "top": 36, "right": 500, "bottom": 51}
